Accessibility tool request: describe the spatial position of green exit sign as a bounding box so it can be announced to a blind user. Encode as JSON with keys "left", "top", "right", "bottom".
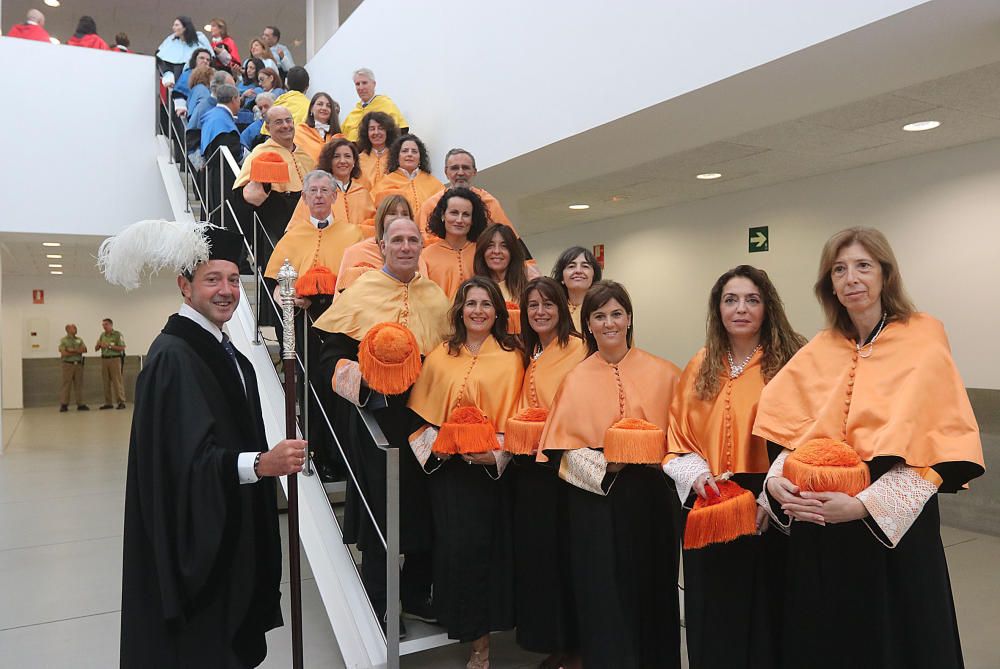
{"left": 749, "top": 226, "right": 769, "bottom": 253}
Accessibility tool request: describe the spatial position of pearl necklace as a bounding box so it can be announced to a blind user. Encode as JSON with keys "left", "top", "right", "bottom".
{"left": 856, "top": 312, "right": 887, "bottom": 359}
{"left": 727, "top": 344, "right": 761, "bottom": 379}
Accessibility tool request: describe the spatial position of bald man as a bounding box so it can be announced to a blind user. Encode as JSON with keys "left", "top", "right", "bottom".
{"left": 7, "top": 9, "right": 51, "bottom": 42}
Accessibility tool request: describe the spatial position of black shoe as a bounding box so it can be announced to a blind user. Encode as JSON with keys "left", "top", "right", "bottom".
{"left": 59, "top": 405, "right": 68, "bottom": 412}
{"left": 317, "top": 462, "right": 339, "bottom": 483}
{"left": 77, "top": 405, "right": 90, "bottom": 411}
{"left": 99, "top": 404, "right": 113, "bottom": 410}
{"left": 116, "top": 402, "right": 126, "bottom": 409}
{"left": 402, "top": 597, "right": 438, "bottom": 624}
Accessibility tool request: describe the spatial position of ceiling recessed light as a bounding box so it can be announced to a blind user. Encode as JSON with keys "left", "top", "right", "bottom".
{"left": 568, "top": 204, "right": 590, "bottom": 210}
{"left": 50, "top": 271, "right": 64, "bottom": 275}
{"left": 902, "top": 120, "right": 940, "bottom": 132}
{"left": 49, "top": 37, "right": 60, "bottom": 44}
{"left": 42, "top": 242, "right": 61, "bottom": 247}
{"left": 44, "top": 0, "right": 60, "bottom": 6}
{"left": 696, "top": 172, "right": 723, "bottom": 180}
{"left": 48, "top": 264, "right": 63, "bottom": 268}
{"left": 46, "top": 254, "right": 63, "bottom": 259}
{"left": 204, "top": 24, "right": 212, "bottom": 31}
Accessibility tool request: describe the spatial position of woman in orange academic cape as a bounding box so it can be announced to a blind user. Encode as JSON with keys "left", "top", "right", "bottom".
{"left": 407, "top": 277, "right": 524, "bottom": 669}
{"left": 290, "top": 139, "right": 376, "bottom": 231}
{"left": 419, "top": 187, "right": 491, "bottom": 300}
{"left": 550, "top": 246, "right": 603, "bottom": 334}
{"left": 754, "top": 228, "right": 984, "bottom": 669}
{"left": 663, "top": 265, "right": 805, "bottom": 669}
{"left": 506, "top": 277, "right": 585, "bottom": 665}
{"left": 371, "top": 134, "right": 443, "bottom": 224}
{"left": 356, "top": 111, "right": 399, "bottom": 191}
{"left": 295, "top": 92, "right": 343, "bottom": 163}
{"left": 538, "top": 281, "right": 682, "bottom": 669}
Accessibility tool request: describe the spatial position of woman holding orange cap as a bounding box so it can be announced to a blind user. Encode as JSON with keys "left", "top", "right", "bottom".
{"left": 538, "top": 280, "right": 682, "bottom": 669}
{"left": 753, "top": 227, "right": 984, "bottom": 668}
{"left": 663, "top": 265, "right": 804, "bottom": 669}
{"left": 407, "top": 276, "right": 523, "bottom": 669}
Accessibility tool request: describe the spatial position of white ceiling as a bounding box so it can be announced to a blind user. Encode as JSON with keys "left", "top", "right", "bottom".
{"left": 515, "top": 60, "right": 1000, "bottom": 232}
{"left": 0, "top": 232, "right": 106, "bottom": 278}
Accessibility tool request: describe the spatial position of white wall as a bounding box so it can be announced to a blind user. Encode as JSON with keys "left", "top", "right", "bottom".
{"left": 0, "top": 38, "right": 172, "bottom": 236}
{"left": 524, "top": 138, "right": 1000, "bottom": 390}
{"left": 307, "top": 0, "right": 924, "bottom": 171}
{"left": 0, "top": 273, "right": 181, "bottom": 408}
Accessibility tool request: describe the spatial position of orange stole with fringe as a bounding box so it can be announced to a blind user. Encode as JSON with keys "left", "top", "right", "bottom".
{"left": 371, "top": 169, "right": 444, "bottom": 223}
{"left": 418, "top": 241, "right": 476, "bottom": 299}
{"left": 537, "top": 347, "right": 680, "bottom": 462}
{"left": 407, "top": 336, "right": 524, "bottom": 434}
{"left": 665, "top": 347, "right": 770, "bottom": 475}
{"left": 312, "top": 269, "right": 450, "bottom": 356}
{"left": 264, "top": 218, "right": 363, "bottom": 285}
{"left": 506, "top": 337, "right": 587, "bottom": 454}
{"left": 752, "top": 313, "right": 984, "bottom": 491}
{"left": 335, "top": 238, "right": 383, "bottom": 293}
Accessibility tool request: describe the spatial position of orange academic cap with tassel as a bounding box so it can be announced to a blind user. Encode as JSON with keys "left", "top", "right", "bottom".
{"left": 504, "top": 407, "right": 548, "bottom": 454}
{"left": 433, "top": 406, "right": 500, "bottom": 455}
{"left": 295, "top": 265, "right": 337, "bottom": 297}
{"left": 249, "top": 151, "right": 290, "bottom": 183}
{"left": 357, "top": 322, "right": 421, "bottom": 395}
{"left": 603, "top": 417, "right": 667, "bottom": 464}
{"left": 683, "top": 479, "right": 758, "bottom": 549}
{"left": 784, "top": 438, "right": 870, "bottom": 496}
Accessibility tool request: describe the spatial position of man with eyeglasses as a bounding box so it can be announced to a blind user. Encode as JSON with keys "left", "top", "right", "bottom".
{"left": 264, "top": 170, "right": 362, "bottom": 481}
{"left": 229, "top": 105, "right": 316, "bottom": 275}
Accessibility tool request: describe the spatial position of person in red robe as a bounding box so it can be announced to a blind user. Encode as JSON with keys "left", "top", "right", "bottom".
{"left": 66, "top": 16, "right": 109, "bottom": 50}
{"left": 6, "top": 9, "right": 50, "bottom": 42}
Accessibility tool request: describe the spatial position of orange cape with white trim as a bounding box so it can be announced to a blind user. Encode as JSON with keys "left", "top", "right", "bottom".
{"left": 408, "top": 336, "right": 524, "bottom": 432}
{"left": 537, "top": 347, "right": 680, "bottom": 461}
{"left": 752, "top": 313, "right": 984, "bottom": 492}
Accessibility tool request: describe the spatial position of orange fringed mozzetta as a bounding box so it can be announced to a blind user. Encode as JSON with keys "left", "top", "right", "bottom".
{"left": 433, "top": 405, "right": 500, "bottom": 455}
{"left": 505, "top": 302, "right": 521, "bottom": 335}
{"left": 603, "top": 417, "right": 668, "bottom": 464}
{"left": 504, "top": 407, "right": 549, "bottom": 454}
{"left": 249, "top": 151, "right": 290, "bottom": 183}
{"left": 784, "top": 437, "right": 870, "bottom": 496}
{"left": 357, "top": 322, "right": 422, "bottom": 395}
{"left": 294, "top": 265, "right": 338, "bottom": 296}
{"left": 683, "top": 480, "right": 758, "bottom": 549}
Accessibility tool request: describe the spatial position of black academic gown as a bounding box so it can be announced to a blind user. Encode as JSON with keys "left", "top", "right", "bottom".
{"left": 317, "top": 332, "right": 433, "bottom": 618}
{"left": 121, "top": 314, "right": 282, "bottom": 669}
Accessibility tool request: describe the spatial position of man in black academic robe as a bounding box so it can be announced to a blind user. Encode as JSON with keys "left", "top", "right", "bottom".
{"left": 120, "top": 227, "right": 306, "bottom": 668}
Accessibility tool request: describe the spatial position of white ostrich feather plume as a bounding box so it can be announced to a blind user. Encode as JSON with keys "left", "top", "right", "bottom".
{"left": 98, "top": 220, "right": 211, "bottom": 289}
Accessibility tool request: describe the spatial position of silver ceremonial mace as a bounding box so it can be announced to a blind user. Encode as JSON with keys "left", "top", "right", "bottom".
{"left": 277, "top": 259, "right": 304, "bottom": 669}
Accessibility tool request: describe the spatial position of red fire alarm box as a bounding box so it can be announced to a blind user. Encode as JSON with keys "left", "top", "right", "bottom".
{"left": 32, "top": 289, "right": 44, "bottom": 304}
{"left": 592, "top": 244, "right": 605, "bottom": 269}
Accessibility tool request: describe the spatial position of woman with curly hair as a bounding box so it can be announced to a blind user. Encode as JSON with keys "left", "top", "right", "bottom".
{"left": 371, "top": 134, "right": 443, "bottom": 222}
{"left": 419, "top": 187, "right": 490, "bottom": 299}
{"left": 663, "top": 264, "right": 805, "bottom": 669}
{"left": 408, "top": 276, "right": 524, "bottom": 669}
{"left": 356, "top": 111, "right": 399, "bottom": 190}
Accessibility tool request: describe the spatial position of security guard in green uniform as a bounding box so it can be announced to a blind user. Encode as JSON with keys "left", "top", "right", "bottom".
{"left": 95, "top": 318, "right": 127, "bottom": 409}
{"left": 58, "top": 324, "right": 89, "bottom": 412}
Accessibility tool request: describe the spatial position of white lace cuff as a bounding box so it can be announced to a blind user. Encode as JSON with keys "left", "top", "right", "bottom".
{"left": 856, "top": 463, "right": 939, "bottom": 548}
{"left": 333, "top": 359, "right": 363, "bottom": 406}
{"left": 408, "top": 425, "right": 439, "bottom": 468}
{"left": 757, "top": 449, "right": 791, "bottom": 529}
{"left": 662, "top": 453, "right": 711, "bottom": 505}
{"left": 559, "top": 448, "right": 613, "bottom": 496}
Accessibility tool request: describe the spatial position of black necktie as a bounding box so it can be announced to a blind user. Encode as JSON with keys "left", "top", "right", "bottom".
{"left": 317, "top": 219, "right": 330, "bottom": 229}
{"left": 221, "top": 334, "right": 242, "bottom": 382}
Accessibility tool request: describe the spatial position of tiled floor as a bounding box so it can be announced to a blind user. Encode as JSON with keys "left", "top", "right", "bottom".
{"left": 1, "top": 406, "right": 998, "bottom": 668}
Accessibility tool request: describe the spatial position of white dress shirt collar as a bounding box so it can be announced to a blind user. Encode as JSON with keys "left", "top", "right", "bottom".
{"left": 178, "top": 303, "right": 224, "bottom": 342}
